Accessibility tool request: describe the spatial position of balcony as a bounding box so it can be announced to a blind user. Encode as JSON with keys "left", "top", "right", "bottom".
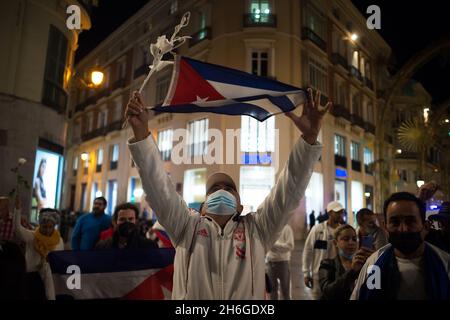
{"left": 106, "top": 120, "right": 122, "bottom": 134}
{"left": 110, "top": 161, "right": 118, "bottom": 171}
{"left": 364, "top": 164, "right": 374, "bottom": 175}
{"left": 243, "top": 13, "right": 277, "bottom": 28}
{"left": 134, "top": 64, "right": 148, "bottom": 79}
{"left": 301, "top": 27, "right": 327, "bottom": 52}
{"left": 364, "top": 122, "right": 376, "bottom": 134}
{"left": 189, "top": 27, "right": 212, "bottom": 47}
{"left": 331, "top": 104, "right": 351, "bottom": 121}
{"left": 350, "top": 66, "right": 363, "bottom": 81}
{"left": 331, "top": 53, "right": 348, "bottom": 69}
{"left": 112, "top": 78, "right": 126, "bottom": 91}
{"left": 363, "top": 77, "right": 374, "bottom": 90}
{"left": 352, "top": 160, "right": 362, "bottom": 172}
{"left": 335, "top": 154, "right": 347, "bottom": 167}
{"left": 351, "top": 114, "right": 365, "bottom": 129}
{"left": 42, "top": 80, "right": 67, "bottom": 114}
{"left": 81, "top": 126, "right": 107, "bottom": 142}
{"left": 96, "top": 164, "right": 102, "bottom": 173}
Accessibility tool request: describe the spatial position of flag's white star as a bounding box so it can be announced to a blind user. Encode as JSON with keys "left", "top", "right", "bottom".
{"left": 195, "top": 95, "right": 209, "bottom": 103}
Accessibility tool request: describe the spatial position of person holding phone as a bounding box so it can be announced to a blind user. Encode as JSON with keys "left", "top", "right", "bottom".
{"left": 356, "top": 208, "right": 388, "bottom": 250}
{"left": 319, "top": 225, "right": 373, "bottom": 300}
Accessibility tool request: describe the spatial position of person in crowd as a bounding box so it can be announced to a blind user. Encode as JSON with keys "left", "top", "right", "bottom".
{"left": 426, "top": 202, "right": 450, "bottom": 253}
{"left": 319, "top": 225, "right": 373, "bottom": 300}
{"left": 351, "top": 192, "right": 450, "bottom": 300}
{"left": 125, "top": 88, "right": 330, "bottom": 299}
{"left": 356, "top": 208, "right": 388, "bottom": 250}
{"left": 71, "top": 197, "right": 111, "bottom": 250}
{"left": 302, "top": 201, "right": 344, "bottom": 299}
{"left": 266, "top": 224, "right": 295, "bottom": 300}
{"left": 96, "top": 202, "right": 157, "bottom": 249}
{"left": 0, "top": 240, "right": 27, "bottom": 299}
{"left": 0, "top": 196, "right": 33, "bottom": 242}
{"left": 317, "top": 211, "right": 329, "bottom": 224}
{"left": 309, "top": 210, "right": 316, "bottom": 230}
{"left": 13, "top": 196, "right": 64, "bottom": 300}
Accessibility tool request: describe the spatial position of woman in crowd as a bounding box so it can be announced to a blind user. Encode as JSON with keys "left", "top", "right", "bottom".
{"left": 318, "top": 225, "right": 373, "bottom": 300}
{"left": 14, "top": 197, "right": 63, "bottom": 300}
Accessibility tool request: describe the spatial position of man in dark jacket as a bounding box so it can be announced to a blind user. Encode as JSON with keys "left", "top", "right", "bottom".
{"left": 96, "top": 203, "right": 157, "bottom": 250}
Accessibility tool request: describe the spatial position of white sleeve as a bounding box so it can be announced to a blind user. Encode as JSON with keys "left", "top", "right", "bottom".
{"left": 13, "top": 208, "right": 34, "bottom": 243}
{"left": 302, "top": 225, "right": 317, "bottom": 277}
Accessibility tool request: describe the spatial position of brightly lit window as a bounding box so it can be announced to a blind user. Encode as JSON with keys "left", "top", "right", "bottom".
{"left": 334, "top": 134, "right": 346, "bottom": 156}
{"left": 107, "top": 180, "right": 117, "bottom": 215}
{"left": 350, "top": 141, "right": 360, "bottom": 161}
{"left": 351, "top": 180, "right": 364, "bottom": 218}
{"left": 129, "top": 177, "right": 144, "bottom": 203}
{"left": 91, "top": 182, "right": 102, "bottom": 206}
{"left": 183, "top": 168, "right": 206, "bottom": 207}
{"left": 188, "top": 118, "right": 209, "bottom": 157}
{"left": 305, "top": 172, "right": 324, "bottom": 224}
{"left": 241, "top": 116, "right": 275, "bottom": 152}
{"left": 363, "top": 147, "right": 373, "bottom": 166}
{"left": 157, "top": 129, "right": 174, "bottom": 161}
{"left": 250, "top": 0, "right": 271, "bottom": 23}
{"left": 96, "top": 148, "right": 103, "bottom": 165}
{"left": 309, "top": 58, "right": 328, "bottom": 95}
{"left": 240, "top": 166, "right": 274, "bottom": 214}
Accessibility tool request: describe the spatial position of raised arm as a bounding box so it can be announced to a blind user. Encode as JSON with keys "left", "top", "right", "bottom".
{"left": 254, "top": 89, "right": 331, "bottom": 249}
{"left": 13, "top": 196, "right": 34, "bottom": 243}
{"left": 126, "top": 91, "right": 190, "bottom": 246}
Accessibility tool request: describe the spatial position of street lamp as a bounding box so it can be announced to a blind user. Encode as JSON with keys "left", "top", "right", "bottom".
{"left": 80, "top": 152, "right": 89, "bottom": 161}
{"left": 90, "top": 70, "right": 104, "bottom": 87}
{"left": 350, "top": 33, "right": 358, "bottom": 41}
{"left": 416, "top": 179, "right": 425, "bottom": 188}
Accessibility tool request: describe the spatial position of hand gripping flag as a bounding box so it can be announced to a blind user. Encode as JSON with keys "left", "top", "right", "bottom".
{"left": 151, "top": 56, "right": 307, "bottom": 122}
{"left": 48, "top": 248, "right": 175, "bottom": 300}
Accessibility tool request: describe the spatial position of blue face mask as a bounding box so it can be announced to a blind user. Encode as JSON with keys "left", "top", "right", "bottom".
{"left": 338, "top": 248, "right": 354, "bottom": 260}
{"left": 205, "top": 189, "right": 237, "bottom": 216}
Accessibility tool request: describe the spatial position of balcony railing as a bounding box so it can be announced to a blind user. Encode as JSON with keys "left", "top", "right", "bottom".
{"left": 189, "top": 27, "right": 212, "bottom": 47}
{"left": 364, "top": 164, "right": 374, "bottom": 175}
{"left": 134, "top": 64, "right": 148, "bottom": 79}
{"left": 363, "top": 77, "right": 374, "bottom": 90}
{"left": 352, "top": 160, "right": 362, "bottom": 172}
{"left": 42, "top": 80, "right": 67, "bottom": 114}
{"left": 350, "top": 66, "right": 363, "bottom": 81}
{"left": 351, "top": 114, "right": 365, "bottom": 129}
{"left": 331, "top": 53, "right": 348, "bottom": 69}
{"left": 331, "top": 104, "right": 351, "bottom": 121}
{"left": 96, "top": 164, "right": 102, "bottom": 173}
{"left": 106, "top": 120, "right": 122, "bottom": 133}
{"left": 243, "top": 13, "right": 277, "bottom": 28}
{"left": 335, "top": 154, "right": 347, "bottom": 167}
{"left": 110, "top": 161, "right": 118, "bottom": 171}
{"left": 301, "top": 27, "right": 327, "bottom": 52}
{"left": 112, "top": 78, "right": 126, "bottom": 91}
{"left": 364, "top": 122, "right": 376, "bottom": 134}
{"left": 80, "top": 120, "right": 123, "bottom": 142}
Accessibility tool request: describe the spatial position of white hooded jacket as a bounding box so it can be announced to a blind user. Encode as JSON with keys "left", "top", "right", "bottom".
{"left": 128, "top": 135, "right": 321, "bottom": 299}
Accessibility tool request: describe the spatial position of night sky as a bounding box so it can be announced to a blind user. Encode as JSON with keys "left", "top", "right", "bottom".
{"left": 76, "top": 0, "right": 450, "bottom": 105}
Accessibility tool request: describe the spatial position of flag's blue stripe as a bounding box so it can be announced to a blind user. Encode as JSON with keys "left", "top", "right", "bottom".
{"left": 155, "top": 101, "right": 291, "bottom": 122}
{"left": 48, "top": 248, "right": 175, "bottom": 274}
{"left": 234, "top": 94, "right": 296, "bottom": 111}
{"left": 183, "top": 57, "right": 301, "bottom": 93}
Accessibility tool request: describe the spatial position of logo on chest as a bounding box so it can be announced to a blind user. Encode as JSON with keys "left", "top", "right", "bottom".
{"left": 196, "top": 228, "right": 209, "bottom": 238}
{"left": 233, "top": 227, "right": 246, "bottom": 259}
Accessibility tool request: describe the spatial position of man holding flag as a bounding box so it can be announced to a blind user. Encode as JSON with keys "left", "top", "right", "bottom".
{"left": 125, "top": 87, "right": 330, "bottom": 299}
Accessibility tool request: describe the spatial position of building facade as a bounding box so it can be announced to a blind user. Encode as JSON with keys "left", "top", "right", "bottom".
{"left": 63, "top": 0, "right": 392, "bottom": 237}
{"left": 0, "top": 0, "right": 94, "bottom": 222}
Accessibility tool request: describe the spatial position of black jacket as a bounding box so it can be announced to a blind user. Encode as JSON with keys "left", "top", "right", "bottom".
{"left": 318, "top": 256, "right": 359, "bottom": 300}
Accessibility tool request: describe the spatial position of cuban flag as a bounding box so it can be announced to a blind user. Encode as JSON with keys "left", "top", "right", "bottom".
{"left": 48, "top": 248, "right": 175, "bottom": 300}
{"left": 152, "top": 56, "right": 307, "bottom": 122}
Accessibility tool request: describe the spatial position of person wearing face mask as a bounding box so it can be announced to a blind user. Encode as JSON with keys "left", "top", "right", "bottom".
{"left": 351, "top": 192, "right": 450, "bottom": 300}
{"left": 13, "top": 196, "right": 63, "bottom": 300}
{"left": 96, "top": 202, "right": 157, "bottom": 250}
{"left": 125, "top": 88, "right": 330, "bottom": 299}
{"left": 318, "top": 225, "right": 373, "bottom": 300}
{"left": 302, "top": 201, "right": 345, "bottom": 299}
{"left": 356, "top": 208, "right": 388, "bottom": 251}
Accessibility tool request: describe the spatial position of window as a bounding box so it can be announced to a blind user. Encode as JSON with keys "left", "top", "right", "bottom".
{"left": 83, "top": 154, "right": 89, "bottom": 175}
{"left": 156, "top": 74, "right": 171, "bottom": 104}
{"left": 170, "top": 0, "right": 178, "bottom": 14}
{"left": 80, "top": 183, "right": 87, "bottom": 211}
{"left": 107, "top": 180, "right": 118, "bottom": 215}
{"left": 240, "top": 166, "right": 274, "bottom": 214}
{"left": 366, "top": 101, "right": 374, "bottom": 124}
{"left": 305, "top": 172, "right": 324, "bottom": 223}
{"left": 72, "top": 156, "right": 78, "bottom": 177}
{"left": 334, "top": 180, "right": 347, "bottom": 213}
{"left": 97, "top": 109, "right": 108, "bottom": 128}
{"left": 364, "top": 147, "right": 374, "bottom": 175}
{"left": 334, "top": 134, "right": 346, "bottom": 156}
{"left": 352, "top": 50, "right": 359, "bottom": 69}
{"left": 251, "top": 50, "right": 269, "bottom": 77}
{"left": 309, "top": 58, "right": 328, "bottom": 96}
{"left": 104, "top": 67, "right": 110, "bottom": 88}
{"left": 110, "top": 144, "right": 119, "bottom": 170}
{"left": 250, "top": 0, "right": 271, "bottom": 23}
{"left": 87, "top": 112, "right": 94, "bottom": 132}
{"left": 352, "top": 93, "right": 362, "bottom": 116}
{"left": 91, "top": 182, "right": 100, "bottom": 206}
{"left": 188, "top": 118, "right": 209, "bottom": 157}
{"left": 335, "top": 80, "right": 347, "bottom": 106}
{"left": 304, "top": 3, "right": 327, "bottom": 40}
{"left": 128, "top": 177, "right": 143, "bottom": 203}
{"left": 138, "top": 45, "right": 150, "bottom": 67}
{"left": 351, "top": 181, "right": 364, "bottom": 217}
{"left": 96, "top": 149, "right": 103, "bottom": 172}
{"left": 117, "top": 60, "right": 126, "bottom": 80}
{"left": 183, "top": 168, "right": 206, "bottom": 208}
{"left": 113, "top": 97, "right": 122, "bottom": 121}
{"left": 332, "top": 29, "right": 346, "bottom": 57}
{"left": 158, "top": 129, "right": 174, "bottom": 161}
{"left": 42, "top": 25, "right": 68, "bottom": 110}
{"left": 351, "top": 141, "right": 360, "bottom": 161}
{"left": 241, "top": 116, "right": 275, "bottom": 152}
{"left": 360, "top": 56, "right": 365, "bottom": 77}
